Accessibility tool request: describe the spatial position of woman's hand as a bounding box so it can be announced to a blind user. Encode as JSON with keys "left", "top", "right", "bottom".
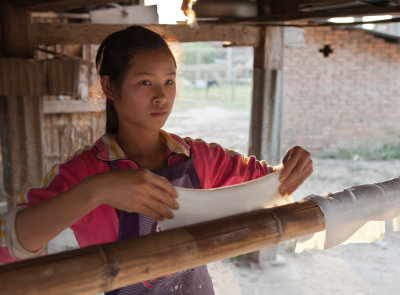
{"left": 84, "top": 169, "right": 179, "bottom": 221}
{"left": 278, "top": 146, "right": 313, "bottom": 196}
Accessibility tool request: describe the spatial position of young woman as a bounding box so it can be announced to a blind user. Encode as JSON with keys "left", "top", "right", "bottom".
{"left": 0, "top": 26, "right": 313, "bottom": 294}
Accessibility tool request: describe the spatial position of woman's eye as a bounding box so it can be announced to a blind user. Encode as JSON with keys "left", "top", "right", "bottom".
{"left": 139, "top": 80, "right": 151, "bottom": 86}
{"left": 165, "top": 79, "right": 175, "bottom": 85}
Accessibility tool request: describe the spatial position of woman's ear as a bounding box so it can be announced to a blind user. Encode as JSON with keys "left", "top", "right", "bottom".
{"left": 100, "top": 75, "right": 115, "bottom": 100}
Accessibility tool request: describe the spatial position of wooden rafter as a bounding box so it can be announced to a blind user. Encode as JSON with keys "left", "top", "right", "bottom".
{"left": 12, "top": 0, "right": 113, "bottom": 12}
{"left": 206, "top": 6, "right": 400, "bottom": 25}
{"left": 13, "top": 0, "right": 400, "bottom": 20}
{"left": 32, "top": 23, "right": 261, "bottom": 46}
{"left": 281, "top": 5, "right": 400, "bottom": 20}
{"left": 297, "top": 0, "right": 371, "bottom": 10}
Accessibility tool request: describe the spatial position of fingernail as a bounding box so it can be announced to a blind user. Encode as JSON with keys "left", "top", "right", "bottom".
{"left": 279, "top": 186, "right": 286, "bottom": 196}
{"left": 174, "top": 203, "right": 179, "bottom": 209}
{"left": 168, "top": 213, "right": 174, "bottom": 219}
{"left": 279, "top": 176, "right": 286, "bottom": 182}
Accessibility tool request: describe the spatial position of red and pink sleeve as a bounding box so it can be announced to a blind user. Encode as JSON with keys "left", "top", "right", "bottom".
{"left": 186, "top": 138, "right": 274, "bottom": 189}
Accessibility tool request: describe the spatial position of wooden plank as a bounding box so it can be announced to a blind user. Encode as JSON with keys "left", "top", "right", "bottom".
{"left": 236, "top": 5, "right": 400, "bottom": 23}
{"left": 297, "top": 0, "right": 366, "bottom": 10}
{"left": 90, "top": 5, "right": 158, "bottom": 25}
{"left": 12, "top": 0, "right": 116, "bottom": 12}
{"left": 43, "top": 100, "right": 105, "bottom": 114}
{"left": 268, "top": 0, "right": 400, "bottom": 19}
{"left": 0, "top": 0, "right": 44, "bottom": 208}
{"left": 31, "top": 11, "right": 90, "bottom": 19}
{"left": 32, "top": 23, "right": 261, "bottom": 46}
{"left": 298, "top": 0, "right": 356, "bottom": 4}
{"left": 0, "top": 201, "right": 325, "bottom": 295}
{"left": 290, "top": 5, "right": 400, "bottom": 19}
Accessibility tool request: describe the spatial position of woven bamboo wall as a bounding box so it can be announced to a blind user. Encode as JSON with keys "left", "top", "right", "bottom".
{"left": 43, "top": 112, "right": 105, "bottom": 172}
{"left": 41, "top": 42, "right": 106, "bottom": 172}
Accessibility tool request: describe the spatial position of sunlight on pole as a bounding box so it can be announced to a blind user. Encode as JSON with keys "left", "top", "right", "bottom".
{"left": 362, "top": 15, "right": 392, "bottom": 30}
{"left": 328, "top": 17, "right": 355, "bottom": 23}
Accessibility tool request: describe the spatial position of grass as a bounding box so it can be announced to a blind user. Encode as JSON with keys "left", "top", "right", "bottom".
{"left": 231, "top": 254, "right": 248, "bottom": 261}
{"left": 175, "top": 83, "right": 252, "bottom": 111}
{"left": 321, "top": 144, "right": 400, "bottom": 161}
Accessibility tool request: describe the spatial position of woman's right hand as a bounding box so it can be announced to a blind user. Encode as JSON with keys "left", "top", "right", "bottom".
{"left": 83, "top": 169, "right": 179, "bottom": 221}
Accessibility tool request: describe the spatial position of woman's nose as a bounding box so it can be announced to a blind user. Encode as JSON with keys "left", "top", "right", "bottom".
{"left": 153, "top": 88, "right": 168, "bottom": 104}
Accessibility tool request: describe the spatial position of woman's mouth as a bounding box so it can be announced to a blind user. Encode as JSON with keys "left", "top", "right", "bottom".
{"left": 150, "top": 111, "right": 168, "bottom": 117}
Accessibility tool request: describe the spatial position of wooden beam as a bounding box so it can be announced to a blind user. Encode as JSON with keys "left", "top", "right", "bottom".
{"left": 31, "top": 11, "right": 91, "bottom": 20}
{"left": 1, "top": 0, "right": 34, "bottom": 57}
{"left": 269, "top": 0, "right": 400, "bottom": 19}
{"left": 0, "top": 0, "right": 44, "bottom": 208}
{"left": 32, "top": 23, "right": 261, "bottom": 46}
{"left": 202, "top": 2, "right": 400, "bottom": 24}
{"left": 269, "top": 0, "right": 298, "bottom": 16}
{"left": 289, "top": 5, "right": 400, "bottom": 20}
{"left": 297, "top": 0, "right": 368, "bottom": 10}
{"left": 12, "top": 0, "right": 115, "bottom": 12}
{"left": 89, "top": 4, "right": 158, "bottom": 25}
{"left": 0, "top": 201, "right": 325, "bottom": 295}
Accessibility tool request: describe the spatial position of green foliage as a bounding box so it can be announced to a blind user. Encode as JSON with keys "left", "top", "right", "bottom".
{"left": 322, "top": 144, "right": 400, "bottom": 161}
{"left": 231, "top": 254, "right": 248, "bottom": 261}
{"left": 177, "top": 82, "right": 251, "bottom": 107}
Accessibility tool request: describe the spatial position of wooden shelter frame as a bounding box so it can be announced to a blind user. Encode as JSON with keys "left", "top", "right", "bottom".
{"left": 1, "top": 0, "right": 400, "bottom": 293}
{"left": 1, "top": 0, "right": 400, "bottom": 205}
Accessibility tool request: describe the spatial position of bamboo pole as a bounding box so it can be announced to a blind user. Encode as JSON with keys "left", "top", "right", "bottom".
{"left": 0, "top": 200, "right": 324, "bottom": 295}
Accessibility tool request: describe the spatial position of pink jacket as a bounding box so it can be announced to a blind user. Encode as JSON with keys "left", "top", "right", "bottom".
{"left": 0, "top": 130, "right": 273, "bottom": 263}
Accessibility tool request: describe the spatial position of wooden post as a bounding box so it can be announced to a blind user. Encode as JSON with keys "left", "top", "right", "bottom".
{"left": 0, "top": 0, "right": 44, "bottom": 207}
{"left": 249, "top": 26, "right": 284, "bottom": 163}
{"left": 248, "top": 26, "right": 284, "bottom": 262}
{"left": 0, "top": 201, "right": 325, "bottom": 295}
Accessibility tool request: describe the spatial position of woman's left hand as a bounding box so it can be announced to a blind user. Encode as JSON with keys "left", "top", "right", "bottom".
{"left": 278, "top": 146, "right": 313, "bottom": 196}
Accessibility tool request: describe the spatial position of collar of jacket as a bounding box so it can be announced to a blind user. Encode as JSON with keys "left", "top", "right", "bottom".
{"left": 95, "top": 130, "right": 191, "bottom": 162}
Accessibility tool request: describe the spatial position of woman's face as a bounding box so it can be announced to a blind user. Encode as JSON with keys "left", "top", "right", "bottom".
{"left": 112, "top": 49, "right": 177, "bottom": 132}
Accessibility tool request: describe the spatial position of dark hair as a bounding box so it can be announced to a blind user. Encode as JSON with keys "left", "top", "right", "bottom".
{"left": 95, "top": 25, "right": 177, "bottom": 134}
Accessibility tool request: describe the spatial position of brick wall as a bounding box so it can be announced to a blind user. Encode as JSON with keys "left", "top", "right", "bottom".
{"left": 282, "top": 27, "right": 400, "bottom": 153}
